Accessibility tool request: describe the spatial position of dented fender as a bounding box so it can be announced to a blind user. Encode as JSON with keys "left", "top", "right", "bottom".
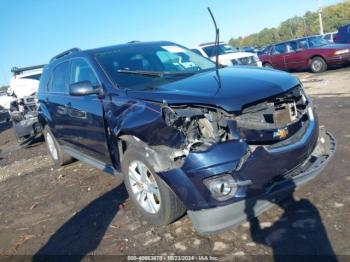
{"left": 103, "top": 96, "right": 186, "bottom": 170}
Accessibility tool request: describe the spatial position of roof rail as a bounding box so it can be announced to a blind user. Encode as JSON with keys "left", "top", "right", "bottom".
{"left": 50, "top": 48, "right": 81, "bottom": 62}
{"left": 11, "top": 64, "right": 46, "bottom": 76}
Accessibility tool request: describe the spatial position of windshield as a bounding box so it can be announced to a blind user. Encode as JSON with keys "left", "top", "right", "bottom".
{"left": 202, "top": 44, "right": 238, "bottom": 57}
{"left": 94, "top": 43, "right": 215, "bottom": 89}
{"left": 301, "top": 36, "right": 331, "bottom": 48}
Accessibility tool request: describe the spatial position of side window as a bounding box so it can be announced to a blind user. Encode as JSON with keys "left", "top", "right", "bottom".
{"left": 272, "top": 44, "right": 286, "bottom": 55}
{"left": 38, "top": 68, "right": 49, "bottom": 93}
{"left": 50, "top": 62, "right": 69, "bottom": 93}
{"left": 286, "top": 42, "right": 298, "bottom": 53}
{"left": 202, "top": 46, "right": 215, "bottom": 57}
{"left": 298, "top": 39, "right": 309, "bottom": 49}
{"left": 70, "top": 59, "right": 99, "bottom": 88}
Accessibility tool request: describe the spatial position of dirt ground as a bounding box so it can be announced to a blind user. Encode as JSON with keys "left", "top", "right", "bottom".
{"left": 0, "top": 66, "right": 349, "bottom": 260}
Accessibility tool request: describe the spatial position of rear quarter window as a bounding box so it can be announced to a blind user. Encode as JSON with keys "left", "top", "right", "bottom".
{"left": 38, "top": 68, "right": 50, "bottom": 94}
{"left": 49, "top": 62, "right": 69, "bottom": 93}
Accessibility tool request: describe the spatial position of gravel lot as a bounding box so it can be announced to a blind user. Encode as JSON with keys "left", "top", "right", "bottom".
{"left": 0, "top": 66, "right": 349, "bottom": 260}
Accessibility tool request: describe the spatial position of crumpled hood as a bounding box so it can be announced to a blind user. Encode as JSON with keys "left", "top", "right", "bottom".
{"left": 126, "top": 67, "right": 301, "bottom": 112}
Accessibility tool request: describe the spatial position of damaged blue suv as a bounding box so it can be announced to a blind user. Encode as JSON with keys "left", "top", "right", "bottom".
{"left": 37, "top": 41, "right": 335, "bottom": 234}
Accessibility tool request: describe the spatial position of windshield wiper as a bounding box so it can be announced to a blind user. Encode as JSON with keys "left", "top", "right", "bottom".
{"left": 117, "top": 69, "right": 163, "bottom": 77}
{"left": 117, "top": 69, "right": 196, "bottom": 77}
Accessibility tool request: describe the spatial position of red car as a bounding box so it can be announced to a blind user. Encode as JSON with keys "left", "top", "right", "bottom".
{"left": 259, "top": 36, "right": 350, "bottom": 73}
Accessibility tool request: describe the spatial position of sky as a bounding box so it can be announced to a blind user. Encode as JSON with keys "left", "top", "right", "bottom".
{"left": 0, "top": 0, "right": 344, "bottom": 86}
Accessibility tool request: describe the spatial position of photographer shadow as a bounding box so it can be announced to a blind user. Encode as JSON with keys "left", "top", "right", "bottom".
{"left": 244, "top": 180, "right": 337, "bottom": 262}
{"left": 33, "top": 184, "right": 128, "bottom": 262}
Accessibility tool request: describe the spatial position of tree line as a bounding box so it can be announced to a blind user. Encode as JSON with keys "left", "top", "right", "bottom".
{"left": 228, "top": 0, "right": 350, "bottom": 48}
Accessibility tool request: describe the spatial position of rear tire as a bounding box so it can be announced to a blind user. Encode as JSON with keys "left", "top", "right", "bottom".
{"left": 43, "top": 125, "right": 74, "bottom": 168}
{"left": 122, "top": 148, "right": 186, "bottom": 225}
{"left": 310, "top": 56, "right": 327, "bottom": 73}
{"left": 263, "top": 62, "right": 273, "bottom": 68}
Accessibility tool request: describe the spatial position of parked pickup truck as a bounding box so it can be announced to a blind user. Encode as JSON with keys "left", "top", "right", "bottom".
{"left": 191, "top": 42, "right": 262, "bottom": 67}
{"left": 37, "top": 41, "right": 335, "bottom": 234}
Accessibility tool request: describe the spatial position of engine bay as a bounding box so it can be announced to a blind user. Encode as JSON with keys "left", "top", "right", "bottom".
{"left": 161, "top": 85, "right": 310, "bottom": 151}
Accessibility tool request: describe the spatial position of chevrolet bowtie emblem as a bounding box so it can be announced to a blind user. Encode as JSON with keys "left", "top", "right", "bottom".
{"left": 274, "top": 128, "right": 289, "bottom": 139}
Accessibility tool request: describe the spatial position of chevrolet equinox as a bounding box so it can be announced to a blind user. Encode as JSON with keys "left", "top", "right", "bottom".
{"left": 37, "top": 41, "right": 335, "bottom": 234}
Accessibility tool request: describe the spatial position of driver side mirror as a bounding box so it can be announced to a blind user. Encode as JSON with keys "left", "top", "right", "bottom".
{"left": 69, "top": 81, "right": 102, "bottom": 96}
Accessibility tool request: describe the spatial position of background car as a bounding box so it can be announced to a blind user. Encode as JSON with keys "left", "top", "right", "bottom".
{"left": 191, "top": 42, "right": 262, "bottom": 67}
{"left": 259, "top": 35, "right": 350, "bottom": 73}
{"left": 239, "top": 46, "right": 259, "bottom": 53}
{"left": 322, "top": 32, "right": 338, "bottom": 43}
{"left": 6, "top": 65, "right": 44, "bottom": 144}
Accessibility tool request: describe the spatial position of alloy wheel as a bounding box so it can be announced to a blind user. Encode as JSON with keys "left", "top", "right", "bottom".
{"left": 46, "top": 132, "right": 58, "bottom": 160}
{"left": 128, "top": 160, "right": 161, "bottom": 214}
{"left": 312, "top": 60, "right": 323, "bottom": 72}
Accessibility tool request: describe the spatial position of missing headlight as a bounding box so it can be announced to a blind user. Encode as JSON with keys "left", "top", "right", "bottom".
{"left": 161, "top": 104, "right": 234, "bottom": 151}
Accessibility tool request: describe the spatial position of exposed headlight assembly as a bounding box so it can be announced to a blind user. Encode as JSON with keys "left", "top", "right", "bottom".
{"left": 161, "top": 104, "right": 234, "bottom": 152}
{"left": 334, "top": 49, "right": 349, "bottom": 55}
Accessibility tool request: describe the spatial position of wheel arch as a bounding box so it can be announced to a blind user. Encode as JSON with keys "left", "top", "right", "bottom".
{"left": 308, "top": 54, "right": 326, "bottom": 64}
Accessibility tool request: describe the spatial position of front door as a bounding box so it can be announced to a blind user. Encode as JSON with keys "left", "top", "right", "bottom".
{"left": 284, "top": 41, "right": 308, "bottom": 70}
{"left": 65, "top": 58, "right": 111, "bottom": 164}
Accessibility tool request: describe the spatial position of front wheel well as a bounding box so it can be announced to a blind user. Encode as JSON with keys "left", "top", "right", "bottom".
{"left": 309, "top": 55, "right": 326, "bottom": 64}
{"left": 309, "top": 55, "right": 328, "bottom": 73}
{"left": 263, "top": 62, "right": 273, "bottom": 67}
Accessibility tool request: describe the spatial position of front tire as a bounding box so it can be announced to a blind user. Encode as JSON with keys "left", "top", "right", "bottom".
{"left": 122, "top": 148, "right": 186, "bottom": 225}
{"left": 43, "top": 125, "right": 74, "bottom": 168}
{"left": 310, "top": 56, "right": 327, "bottom": 73}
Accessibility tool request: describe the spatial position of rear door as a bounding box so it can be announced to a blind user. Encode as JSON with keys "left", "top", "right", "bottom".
{"left": 269, "top": 43, "right": 287, "bottom": 70}
{"left": 46, "top": 61, "right": 72, "bottom": 142}
{"left": 284, "top": 41, "right": 308, "bottom": 70}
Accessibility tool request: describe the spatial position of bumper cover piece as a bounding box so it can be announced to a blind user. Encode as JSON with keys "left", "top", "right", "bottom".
{"left": 187, "top": 129, "right": 336, "bottom": 234}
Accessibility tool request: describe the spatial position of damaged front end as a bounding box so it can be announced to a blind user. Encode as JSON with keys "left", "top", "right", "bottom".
{"left": 134, "top": 84, "right": 336, "bottom": 233}
{"left": 9, "top": 96, "right": 42, "bottom": 145}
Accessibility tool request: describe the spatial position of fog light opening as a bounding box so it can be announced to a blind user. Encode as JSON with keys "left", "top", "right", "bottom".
{"left": 204, "top": 174, "right": 237, "bottom": 201}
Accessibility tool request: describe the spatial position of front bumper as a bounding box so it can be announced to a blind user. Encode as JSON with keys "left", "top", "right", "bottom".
{"left": 187, "top": 129, "right": 336, "bottom": 234}
{"left": 326, "top": 53, "right": 350, "bottom": 64}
